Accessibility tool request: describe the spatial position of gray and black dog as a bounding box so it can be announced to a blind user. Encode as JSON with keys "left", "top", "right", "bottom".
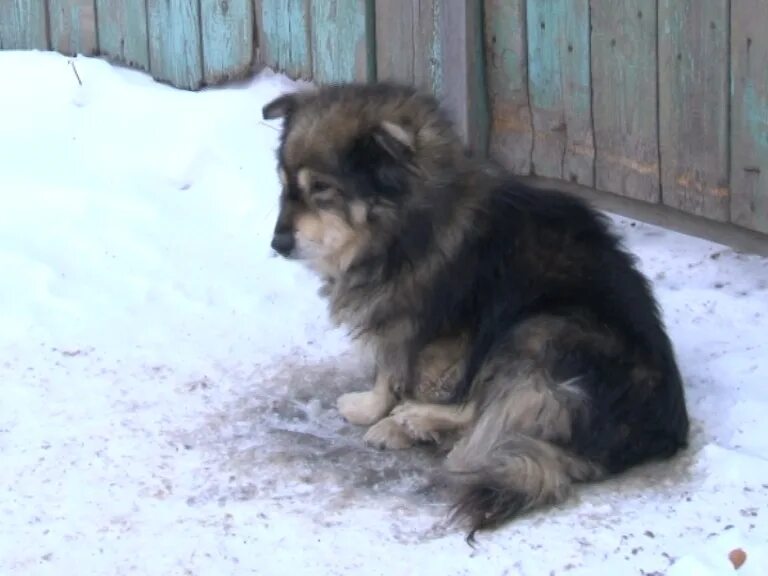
{"left": 262, "top": 82, "right": 689, "bottom": 540}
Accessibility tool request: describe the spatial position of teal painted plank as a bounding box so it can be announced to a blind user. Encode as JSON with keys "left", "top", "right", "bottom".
{"left": 591, "top": 0, "right": 659, "bottom": 203}
{"left": 49, "top": 0, "right": 98, "bottom": 56}
{"left": 485, "top": 0, "right": 532, "bottom": 175}
{"left": 526, "top": 0, "right": 593, "bottom": 185}
{"left": 311, "top": 0, "right": 375, "bottom": 83}
{"left": 95, "top": 0, "right": 150, "bottom": 70}
{"left": 258, "top": 0, "right": 312, "bottom": 79}
{"left": 147, "top": 0, "right": 203, "bottom": 90}
{"left": 659, "top": 0, "right": 730, "bottom": 221}
{"left": 0, "top": 0, "right": 49, "bottom": 50}
{"left": 201, "top": 0, "right": 254, "bottom": 84}
{"left": 731, "top": 0, "right": 768, "bottom": 233}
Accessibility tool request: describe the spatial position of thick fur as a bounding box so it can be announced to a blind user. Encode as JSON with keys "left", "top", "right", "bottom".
{"left": 262, "top": 82, "right": 690, "bottom": 540}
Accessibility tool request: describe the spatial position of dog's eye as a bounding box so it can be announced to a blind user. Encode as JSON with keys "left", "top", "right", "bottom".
{"left": 310, "top": 181, "right": 332, "bottom": 195}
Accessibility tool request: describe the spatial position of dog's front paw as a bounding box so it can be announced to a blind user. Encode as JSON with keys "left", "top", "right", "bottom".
{"left": 391, "top": 402, "right": 441, "bottom": 443}
{"left": 363, "top": 417, "right": 414, "bottom": 450}
{"left": 337, "top": 390, "right": 391, "bottom": 426}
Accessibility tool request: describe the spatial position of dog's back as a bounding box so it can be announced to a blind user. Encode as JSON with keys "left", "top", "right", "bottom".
{"left": 435, "top": 176, "right": 689, "bottom": 537}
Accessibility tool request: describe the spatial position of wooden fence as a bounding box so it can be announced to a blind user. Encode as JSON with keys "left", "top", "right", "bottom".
{"left": 1, "top": 1, "right": 766, "bottom": 236}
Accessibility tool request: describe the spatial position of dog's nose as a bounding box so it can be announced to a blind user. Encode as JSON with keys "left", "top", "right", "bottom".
{"left": 271, "top": 232, "right": 295, "bottom": 256}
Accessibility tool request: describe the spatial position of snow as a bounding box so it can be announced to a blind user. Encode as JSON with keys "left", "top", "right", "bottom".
{"left": 1, "top": 51, "right": 766, "bottom": 576}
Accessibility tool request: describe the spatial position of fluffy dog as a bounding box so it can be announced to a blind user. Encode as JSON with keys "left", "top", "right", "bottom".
{"left": 262, "top": 82, "right": 689, "bottom": 540}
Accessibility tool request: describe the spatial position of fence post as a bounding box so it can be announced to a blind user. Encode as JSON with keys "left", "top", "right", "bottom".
{"left": 438, "top": 0, "right": 489, "bottom": 155}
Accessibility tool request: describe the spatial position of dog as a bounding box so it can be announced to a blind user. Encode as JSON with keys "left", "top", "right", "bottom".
{"left": 262, "top": 82, "right": 689, "bottom": 540}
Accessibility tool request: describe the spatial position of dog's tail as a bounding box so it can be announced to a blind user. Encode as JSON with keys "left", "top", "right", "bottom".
{"left": 445, "top": 403, "right": 602, "bottom": 543}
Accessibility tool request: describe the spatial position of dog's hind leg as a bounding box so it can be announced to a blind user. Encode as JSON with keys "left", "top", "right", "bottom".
{"left": 391, "top": 401, "right": 476, "bottom": 443}
{"left": 363, "top": 402, "right": 474, "bottom": 450}
{"left": 362, "top": 416, "right": 415, "bottom": 450}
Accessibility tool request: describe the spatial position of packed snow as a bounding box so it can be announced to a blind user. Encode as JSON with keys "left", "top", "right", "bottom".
{"left": 0, "top": 51, "right": 766, "bottom": 575}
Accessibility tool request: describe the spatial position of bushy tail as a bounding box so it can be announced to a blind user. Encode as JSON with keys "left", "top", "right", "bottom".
{"left": 446, "top": 430, "right": 601, "bottom": 543}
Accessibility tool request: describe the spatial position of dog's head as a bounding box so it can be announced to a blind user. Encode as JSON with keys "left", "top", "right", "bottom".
{"left": 262, "top": 83, "right": 463, "bottom": 277}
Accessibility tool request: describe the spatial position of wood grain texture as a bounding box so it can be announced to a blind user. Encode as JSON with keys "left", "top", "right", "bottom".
{"left": 658, "top": 0, "right": 730, "bottom": 221}
{"left": 526, "top": 0, "right": 593, "bottom": 185}
{"left": 375, "top": 0, "right": 442, "bottom": 94}
{"left": 485, "top": 0, "right": 532, "bottom": 175}
{"left": 201, "top": 0, "right": 254, "bottom": 84}
{"left": 375, "top": 0, "right": 414, "bottom": 84}
{"left": 147, "top": 0, "right": 203, "bottom": 90}
{"left": 95, "top": 0, "right": 149, "bottom": 69}
{"left": 730, "top": 0, "right": 768, "bottom": 234}
{"left": 591, "top": 0, "right": 659, "bottom": 203}
{"left": 0, "top": 0, "right": 48, "bottom": 50}
{"left": 438, "top": 0, "right": 489, "bottom": 155}
{"left": 311, "top": 0, "right": 375, "bottom": 83}
{"left": 49, "top": 0, "right": 98, "bottom": 56}
{"left": 258, "top": 0, "right": 312, "bottom": 79}
{"left": 413, "top": 0, "right": 442, "bottom": 94}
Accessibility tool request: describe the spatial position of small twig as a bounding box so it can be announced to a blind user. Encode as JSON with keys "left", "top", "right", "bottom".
{"left": 69, "top": 59, "right": 83, "bottom": 86}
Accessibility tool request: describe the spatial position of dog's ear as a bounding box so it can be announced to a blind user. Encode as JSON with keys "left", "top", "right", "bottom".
{"left": 262, "top": 93, "right": 299, "bottom": 120}
{"left": 347, "top": 122, "right": 416, "bottom": 201}
{"left": 371, "top": 121, "right": 415, "bottom": 161}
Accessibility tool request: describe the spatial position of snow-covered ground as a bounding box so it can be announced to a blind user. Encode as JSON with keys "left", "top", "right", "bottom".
{"left": 0, "top": 51, "right": 766, "bottom": 576}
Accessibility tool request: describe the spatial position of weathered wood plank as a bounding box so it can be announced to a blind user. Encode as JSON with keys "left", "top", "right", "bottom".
{"left": 730, "top": 0, "right": 768, "bottom": 234}
{"left": 49, "top": 0, "right": 98, "bottom": 56}
{"left": 201, "top": 0, "right": 254, "bottom": 84}
{"left": 484, "top": 0, "right": 532, "bottom": 175}
{"left": 0, "top": 0, "right": 48, "bottom": 50}
{"left": 526, "top": 0, "right": 593, "bottom": 185}
{"left": 375, "top": 0, "right": 441, "bottom": 95}
{"left": 147, "top": 0, "right": 203, "bottom": 90}
{"left": 526, "top": 0, "right": 564, "bottom": 179}
{"left": 258, "top": 0, "right": 312, "bottom": 79}
{"left": 438, "top": 0, "right": 489, "bottom": 155}
{"left": 311, "top": 0, "right": 375, "bottom": 83}
{"left": 591, "top": 0, "right": 659, "bottom": 203}
{"left": 413, "top": 0, "right": 442, "bottom": 95}
{"left": 658, "top": 0, "right": 730, "bottom": 221}
{"left": 95, "top": 0, "right": 149, "bottom": 69}
{"left": 374, "top": 0, "right": 414, "bottom": 84}
{"left": 560, "top": 0, "right": 592, "bottom": 186}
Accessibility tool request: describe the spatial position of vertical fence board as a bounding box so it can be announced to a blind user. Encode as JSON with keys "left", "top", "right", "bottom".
{"left": 95, "top": 0, "right": 149, "bottom": 69}
{"left": 311, "top": 0, "right": 375, "bottom": 83}
{"left": 147, "top": 0, "right": 203, "bottom": 90}
{"left": 731, "top": 1, "right": 768, "bottom": 234}
{"left": 438, "top": 0, "right": 489, "bottom": 154}
{"left": 526, "top": 0, "right": 593, "bottom": 184}
{"left": 373, "top": 0, "right": 442, "bottom": 101}
{"left": 0, "top": 0, "right": 48, "bottom": 50}
{"left": 258, "top": 0, "right": 312, "bottom": 79}
{"left": 485, "top": 0, "right": 532, "bottom": 175}
{"left": 375, "top": 0, "right": 414, "bottom": 84}
{"left": 591, "top": 0, "right": 659, "bottom": 203}
{"left": 659, "top": 0, "right": 730, "bottom": 221}
{"left": 49, "top": 0, "right": 98, "bottom": 56}
{"left": 201, "top": 0, "right": 254, "bottom": 84}
{"left": 561, "top": 0, "right": 593, "bottom": 186}
{"left": 413, "top": 0, "right": 442, "bottom": 95}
